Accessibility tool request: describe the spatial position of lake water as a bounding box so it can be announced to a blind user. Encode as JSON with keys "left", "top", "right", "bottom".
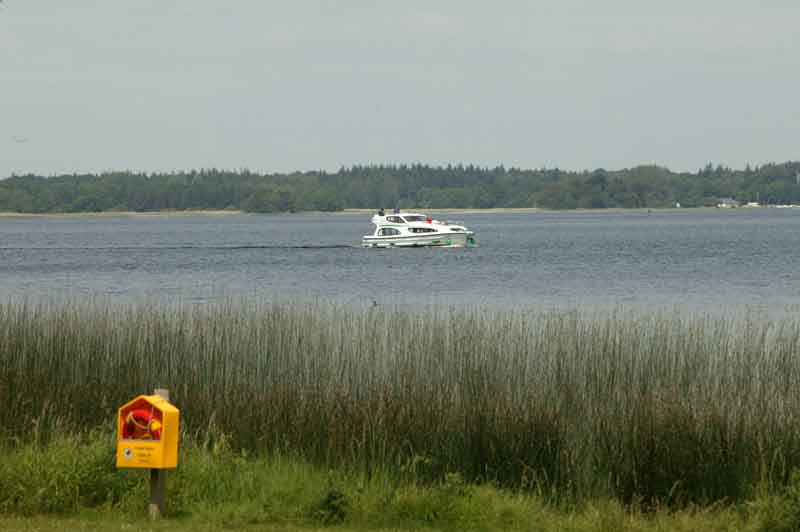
{"left": 2, "top": 209, "right": 799, "bottom": 315}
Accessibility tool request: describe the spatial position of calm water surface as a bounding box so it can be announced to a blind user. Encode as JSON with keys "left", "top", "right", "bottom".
{"left": 2, "top": 210, "right": 799, "bottom": 314}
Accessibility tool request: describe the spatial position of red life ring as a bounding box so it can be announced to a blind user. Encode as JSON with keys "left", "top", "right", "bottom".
{"left": 123, "top": 409, "right": 163, "bottom": 440}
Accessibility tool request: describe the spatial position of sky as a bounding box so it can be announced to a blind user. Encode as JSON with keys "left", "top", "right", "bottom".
{"left": 1, "top": 1, "right": 799, "bottom": 177}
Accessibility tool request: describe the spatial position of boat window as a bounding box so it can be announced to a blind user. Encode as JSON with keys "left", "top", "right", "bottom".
{"left": 410, "top": 227, "right": 437, "bottom": 233}
{"left": 386, "top": 216, "right": 404, "bottom": 223}
{"left": 450, "top": 227, "right": 463, "bottom": 231}
{"left": 378, "top": 228, "right": 401, "bottom": 236}
{"left": 403, "top": 215, "right": 426, "bottom": 222}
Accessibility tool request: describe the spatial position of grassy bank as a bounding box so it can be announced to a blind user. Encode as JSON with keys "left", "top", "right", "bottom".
{"left": 2, "top": 434, "right": 800, "bottom": 531}
{"left": 1, "top": 300, "right": 800, "bottom": 507}
{"left": 0, "top": 206, "right": 767, "bottom": 218}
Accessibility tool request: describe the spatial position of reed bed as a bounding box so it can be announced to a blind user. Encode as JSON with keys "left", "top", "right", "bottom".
{"left": 1, "top": 299, "right": 799, "bottom": 506}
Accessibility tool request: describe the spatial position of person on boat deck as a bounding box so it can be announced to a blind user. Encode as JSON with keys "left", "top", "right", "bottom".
{"left": 393, "top": 207, "right": 400, "bottom": 214}
{"left": 378, "top": 208, "right": 385, "bottom": 216}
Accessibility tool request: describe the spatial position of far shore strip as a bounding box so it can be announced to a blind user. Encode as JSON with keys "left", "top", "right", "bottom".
{"left": 0, "top": 206, "right": 765, "bottom": 218}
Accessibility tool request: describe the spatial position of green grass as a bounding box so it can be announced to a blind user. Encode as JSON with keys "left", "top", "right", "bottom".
{"left": 4, "top": 434, "right": 800, "bottom": 531}
{"left": 1, "top": 300, "right": 800, "bottom": 507}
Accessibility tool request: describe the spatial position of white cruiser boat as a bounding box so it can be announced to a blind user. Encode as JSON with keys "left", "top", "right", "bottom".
{"left": 362, "top": 211, "right": 476, "bottom": 248}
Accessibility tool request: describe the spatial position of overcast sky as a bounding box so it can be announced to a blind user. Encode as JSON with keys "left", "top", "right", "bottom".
{"left": 1, "top": 1, "right": 798, "bottom": 177}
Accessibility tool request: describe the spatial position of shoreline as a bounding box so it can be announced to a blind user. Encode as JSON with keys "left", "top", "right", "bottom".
{"left": 0, "top": 205, "right": 776, "bottom": 219}
{"left": 0, "top": 209, "right": 245, "bottom": 219}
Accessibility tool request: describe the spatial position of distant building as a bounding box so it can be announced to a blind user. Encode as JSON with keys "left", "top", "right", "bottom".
{"left": 716, "top": 198, "right": 740, "bottom": 208}
{"left": 745, "top": 202, "right": 760, "bottom": 208}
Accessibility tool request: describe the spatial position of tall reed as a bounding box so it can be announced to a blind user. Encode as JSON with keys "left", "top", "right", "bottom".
{"left": 1, "top": 299, "right": 799, "bottom": 505}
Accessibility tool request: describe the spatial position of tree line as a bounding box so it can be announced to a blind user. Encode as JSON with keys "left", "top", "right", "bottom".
{"left": 1, "top": 161, "right": 799, "bottom": 213}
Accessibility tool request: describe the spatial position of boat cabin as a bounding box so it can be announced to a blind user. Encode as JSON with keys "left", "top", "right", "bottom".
{"left": 373, "top": 212, "right": 431, "bottom": 225}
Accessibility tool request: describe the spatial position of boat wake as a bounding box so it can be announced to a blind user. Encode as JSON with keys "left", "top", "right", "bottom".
{"left": 1, "top": 245, "right": 359, "bottom": 250}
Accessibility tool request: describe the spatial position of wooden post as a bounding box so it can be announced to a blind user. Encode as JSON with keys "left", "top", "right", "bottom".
{"left": 149, "top": 388, "right": 169, "bottom": 520}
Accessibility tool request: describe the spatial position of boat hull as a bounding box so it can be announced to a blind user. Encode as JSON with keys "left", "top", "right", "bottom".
{"left": 362, "top": 232, "right": 474, "bottom": 248}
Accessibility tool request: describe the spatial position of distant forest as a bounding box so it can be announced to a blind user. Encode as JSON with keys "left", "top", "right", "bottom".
{"left": 1, "top": 161, "right": 799, "bottom": 213}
